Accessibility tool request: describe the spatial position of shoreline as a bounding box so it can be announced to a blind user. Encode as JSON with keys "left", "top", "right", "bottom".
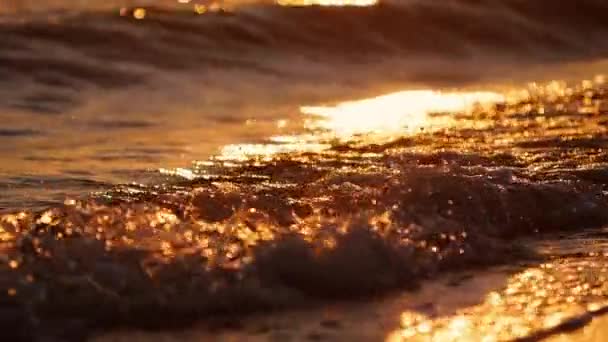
{"left": 93, "top": 267, "right": 516, "bottom": 341}
{"left": 94, "top": 231, "right": 608, "bottom": 341}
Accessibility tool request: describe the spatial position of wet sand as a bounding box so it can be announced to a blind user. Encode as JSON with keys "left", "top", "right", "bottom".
{"left": 93, "top": 268, "right": 514, "bottom": 341}
{"left": 93, "top": 230, "right": 608, "bottom": 341}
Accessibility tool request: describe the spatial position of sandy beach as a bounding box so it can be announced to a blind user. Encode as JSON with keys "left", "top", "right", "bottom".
{"left": 89, "top": 229, "right": 608, "bottom": 341}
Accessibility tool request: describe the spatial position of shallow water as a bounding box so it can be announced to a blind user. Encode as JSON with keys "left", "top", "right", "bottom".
{"left": 2, "top": 1, "right": 608, "bottom": 340}
{"left": 3, "top": 0, "right": 608, "bottom": 208}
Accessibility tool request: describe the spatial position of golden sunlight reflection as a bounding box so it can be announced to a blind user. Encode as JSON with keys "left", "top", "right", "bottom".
{"left": 277, "top": 0, "right": 377, "bottom": 7}
{"left": 386, "top": 256, "right": 608, "bottom": 342}
{"left": 115, "top": 1, "right": 228, "bottom": 19}
{"left": 301, "top": 90, "right": 504, "bottom": 138}
{"left": 215, "top": 90, "right": 504, "bottom": 162}
{"left": 218, "top": 141, "right": 329, "bottom": 161}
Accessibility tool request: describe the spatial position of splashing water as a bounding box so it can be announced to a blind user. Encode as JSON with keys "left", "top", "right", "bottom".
{"left": 3, "top": 75, "right": 608, "bottom": 340}
{"left": 2, "top": 1, "right": 608, "bottom": 340}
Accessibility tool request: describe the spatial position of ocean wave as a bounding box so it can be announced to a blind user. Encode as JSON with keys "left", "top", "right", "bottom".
{"left": 2, "top": 2, "right": 608, "bottom": 339}
{"left": 2, "top": 0, "right": 608, "bottom": 110}
{"left": 2, "top": 77, "right": 608, "bottom": 339}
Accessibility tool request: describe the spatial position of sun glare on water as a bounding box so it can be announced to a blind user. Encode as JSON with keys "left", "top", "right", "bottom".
{"left": 276, "top": 0, "right": 378, "bottom": 7}
{"left": 302, "top": 90, "right": 504, "bottom": 138}
{"left": 218, "top": 90, "right": 504, "bottom": 161}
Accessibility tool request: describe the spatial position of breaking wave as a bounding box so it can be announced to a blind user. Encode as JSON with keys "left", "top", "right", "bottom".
{"left": 2, "top": 76, "right": 608, "bottom": 339}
